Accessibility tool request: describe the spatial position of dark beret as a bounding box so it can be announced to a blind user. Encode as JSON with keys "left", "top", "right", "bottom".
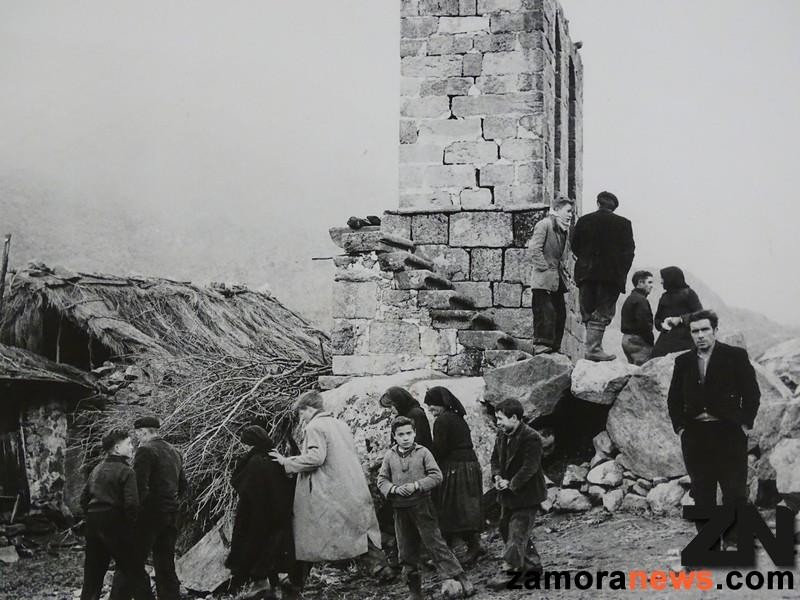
{"left": 133, "top": 415, "right": 160, "bottom": 429}
{"left": 597, "top": 191, "right": 619, "bottom": 209}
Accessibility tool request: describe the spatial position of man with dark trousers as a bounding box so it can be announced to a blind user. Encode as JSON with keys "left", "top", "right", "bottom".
{"left": 620, "top": 270, "right": 655, "bottom": 365}
{"left": 80, "top": 428, "right": 155, "bottom": 600}
{"left": 111, "top": 416, "right": 186, "bottom": 600}
{"left": 570, "top": 191, "right": 635, "bottom": 361}
{"left": 487, "top": 399, "right": 547, "bottom": 591}
{"left": 667, "top": 310, "right": 760, "bottom": 547}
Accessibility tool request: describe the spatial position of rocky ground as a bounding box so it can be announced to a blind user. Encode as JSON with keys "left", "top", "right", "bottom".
{"left": 2, "top": 510, "right": 797, "bottom": 600}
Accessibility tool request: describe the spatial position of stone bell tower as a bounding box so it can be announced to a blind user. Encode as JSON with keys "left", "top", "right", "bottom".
{"left": 325, "top": 0, "right": 584, "bottom": 383}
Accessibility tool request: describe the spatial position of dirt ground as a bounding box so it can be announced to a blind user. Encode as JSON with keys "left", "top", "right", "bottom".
{"left": 1, "top": 510, "right": 797, "bottom": 600}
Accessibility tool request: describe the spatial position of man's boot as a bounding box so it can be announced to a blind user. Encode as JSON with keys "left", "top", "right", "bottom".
{"left": 584, "top": 324, "right": 615, "bottom": 362}
{"left": 405, "top": 572, "right": 423, "bottom": 600}
{"left": 460, "top": 532, "right": 483, "bottom": 567}
{"left": 456, "top": 574, "right": 476, "bottom": 597}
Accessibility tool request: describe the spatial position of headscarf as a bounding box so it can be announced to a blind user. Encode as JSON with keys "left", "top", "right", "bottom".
{"left": 660, "top": 266, "right": 689, "bottom": 292}
{"left": 380, "top": 386, "right": 421, "bottom": 414}
{"left": 423, "top": 386, "right": 466, "bottom": 417}
{"left": 239, "top": 425, "right": 275, "bottom": 451}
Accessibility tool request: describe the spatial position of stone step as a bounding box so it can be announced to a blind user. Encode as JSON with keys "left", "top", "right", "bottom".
{"left": 449, "top": 294, "right": 476, "bottom": 310}
{"left": 342, "top": 229, "right": 384, "bottom": 254}
{"left": 470, "top": 312, "right": 500, "bottom": 331}
{"left": 495, "top": 335, "right": 535, "bottom": 355}
{"left": 394, "top": 270, "right": 436, "bottom": 290}
{"left": 482, "top": 349, "right": 535, "bottom": 370}
{"left": 377, "top": 251, "right": 413, "bottom": 272}
{"left": 329, "top": 225, "right": 380, "bottom": 249}
{"left": 424, "top": 273, "right": 453, "bottom": 290}
{"left": 457, "top": 330, "right": 509, "bottom": 350}
{"left": 417, "top": 290, "right": 457, "bottom": 309}
{"left": 380, "top": 233, "right": 415, "bottom": 252}
{"left": 405, "top": 252, "right": 435, "bottom": 271}
{"left": 430, "top": 309, "right": 476, "bottom": 330}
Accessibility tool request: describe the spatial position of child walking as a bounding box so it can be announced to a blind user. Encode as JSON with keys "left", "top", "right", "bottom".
{"left": 377, "top": 416, "right": 474, "bottom": 600}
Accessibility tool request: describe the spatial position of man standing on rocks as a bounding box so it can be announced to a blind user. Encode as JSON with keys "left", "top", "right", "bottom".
{"left": 528, "top": 196, "right": 574, "bottom": 354}
{"left": 667, "top": 310, "right": 760, "bottom": 548}
{"left": 269, "top": 390, "right": 387, "bottom": 594}
{"left": 620, "top": 270, "right": 655, "bottom": 365}
{"left": 111, "top": 416, "right": 187, "bottom": 600}
{"left": 570, "top": 191, "right": 635, "bottom": 361}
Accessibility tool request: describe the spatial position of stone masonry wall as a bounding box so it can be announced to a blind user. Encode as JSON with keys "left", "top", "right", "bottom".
{"left": 327, "top": 0, "right": 584, "bottom": 379}
{"left": 21, "top": 398, "right": 68, "bottom": 508}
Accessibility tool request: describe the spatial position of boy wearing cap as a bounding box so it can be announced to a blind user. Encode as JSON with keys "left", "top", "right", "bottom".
{"left": 80, "top": 429, "right": 154, "bottom": 600}
{"left": 111, "top": 416, "right": 186, "bottom": 600}
{"left": 377, "top": 416, "right": 474, "bottom": 600}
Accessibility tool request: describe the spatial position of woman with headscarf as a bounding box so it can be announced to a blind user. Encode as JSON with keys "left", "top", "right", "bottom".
{"left": 379, "top": 387, "right": 433, "bottom": 450}
{"left": 225, "top": 425, "right": 299, "bottom": 599}
{"left": 651, "top": 266, "right": 703, "bottom": 358}
{"left": 423, "top": 386, "right": 484, "bottom": 566}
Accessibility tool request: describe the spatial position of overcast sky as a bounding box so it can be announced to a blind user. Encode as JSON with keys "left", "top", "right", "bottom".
{"left": 1, "top": 1, "right": 798, "bottom": 326}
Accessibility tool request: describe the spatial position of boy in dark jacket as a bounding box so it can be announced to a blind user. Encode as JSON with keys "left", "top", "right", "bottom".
{"left": 488, "top": 399, "right": 547, "bottom": 591}
{"left": 80, "top": 429, "right": 154, "bottom": 600}
{"left": 377, "top": 416, "right": 474, "bottom": 600}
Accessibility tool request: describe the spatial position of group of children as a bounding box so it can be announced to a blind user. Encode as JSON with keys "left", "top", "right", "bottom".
{"left": 377, "top": 396, "right": 546, "bottom": 597}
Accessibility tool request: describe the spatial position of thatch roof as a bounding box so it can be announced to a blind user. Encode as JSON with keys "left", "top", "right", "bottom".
{"left": 0, "top": 263, "right": 329, "bottom": 367}
{"left": 0, "top": 342, "right": 98, "bottom": 391}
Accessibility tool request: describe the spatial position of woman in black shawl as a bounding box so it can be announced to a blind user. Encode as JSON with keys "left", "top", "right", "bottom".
{"left": 379, "top": 387, "right": 433, "bottom": 450}
{"left": 651, "top": 266, "right": 703, "bottom": 358}
{"left": 225, "top": 426, "right": 298, "bottom": 599}
{"left": 423, "top": 386, "right": 484, "bottom": 566}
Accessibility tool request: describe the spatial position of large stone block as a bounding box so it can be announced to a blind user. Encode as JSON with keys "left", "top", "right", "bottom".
{"left": 399, "top": 191, "right": 457, "bottom": 212}
{"left": 411, "top": 213, "right": 449, "bottom": 244}
{"left": 460, "top": 188, "right": 494, "bottom": 209}
{"left": 332, "top": 354, "right": 429, "bottom": 376}
{"left": 606, "top": 356, "right": 686, "bottom": 479}
{"left": 420, "top": 327, "right": 458, "bottom": 355}
{"left": 571, "top": 359, "right": 639, "bottom": 406}
{"left": 416, "top": 245, "right": 470, "bottom": 281}
{"left": 332, "top": 281, "right": 378, "bottom": 319}
{"left": 450, "top": 212, "right": 513, "bottom": 247}
{"left": 444, "top": 141, "right": 499, "bottom": 164}
{"left": 417, "top": 117, "right": 483, "bottom": 144}
{"left": 482, "top": 115, "right": 519, "bottom": 140}
{"left": 477, "top": 0, "right": 522, "bottom": 12}
{"left": 437, "top": 16, "right": 490, "bottom": 33}
{"left": 400, "top": 120, "right": 419, "bottom": 144}
{"left": 769, "top": 439, "right": 800, "bottom": 495}
{"left": 486, "top": 307, "right": 533, "bottom": 337}
{"left": 489, "top": 11, "right": 543, "bottom": 33}
{"left": 482, "top": 50, "right": 544, "bottom": 75}
{"left": 512, "top": 210, "right": 547, "bottom": 246}
{"left": 420, "top": 76, "right": 474, "bottom": 95}
{"left": 369, "top": 321, "right": 420, "bottom": 354}
{"left": 402, "top": 55, "right": 464, "bottom": 78}
{"left": 503, "top": 248, "right": 528, "bottom": 283}
{"left": 459, "top": 0, "right": 477, "bottom": 15}
{"left": 401, "top": 39, "right": 426, "bottom": 58}
{"left": 483, "top": 354, "right": 572, "bottom": 419}
{"left": 494, "top": 282, "right": 522, "bottom": 307}
{"left": 478, "top": 163, "right": 515, "bottom": 187}
{"left": 516, "top": 161, "right": 544, "bottom": 185}
{"left": 470, "top": 248, "right": 503, "bottom": 281}
{"left": 401, "top": 96, "right": 451, "bottom": 118}
{"left": 400, "top": 144, "right": 445, "bottom": 164}
{"left": 401, "top": 16, "right": 440, "bottom": 38}
{"left": 473, "top": 33, "right": 516, "bottom": 53}
{"left": 419, "top": 0, "right": 460, "bottom": 16}
{"left": 425, "top": 164, "right": 477, "bottom": 188}
{"left": 451, "top": 281, "right": 493, "bottom": 307}
{"left": 500, "top": 138, "right": 543, "bottom": 161}
{"left": 452, "top": 93, "right": 543, "bottom": 117}
{"left": 462, "top": 52, "right": 483, "bottom": 76}
{"left": 759, "top": 337, "right": 800, "bottom": 394}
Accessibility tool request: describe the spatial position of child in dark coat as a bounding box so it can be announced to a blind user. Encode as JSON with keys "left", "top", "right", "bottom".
{"left": 377, "top": 417, "right": 474, "bottom": 600}
{"left": 488, "top": 399, "right": 547, "bottom": 591}
{"left": 79, "top": 429, "right": 154, "bottom": 600}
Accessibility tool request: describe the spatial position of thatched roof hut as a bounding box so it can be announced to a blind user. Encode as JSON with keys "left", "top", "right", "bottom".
{"left": 0, "top": 263, "right": 328, "bottom": 371}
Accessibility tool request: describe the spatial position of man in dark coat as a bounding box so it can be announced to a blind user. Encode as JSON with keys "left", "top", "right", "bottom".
{"left": 111, "top": 416, "right": 187, "bottom": 600}
{"left": 620, "top": 270, "right": 655, "bottom": 365}
{"left": 226, "top": 426, "right": 300, "bottom": 599}
{"left": 487, "top": 399, "right": 547, "bottom": 591}
{"left": 80, "top": 429, "right": 154, "bottom": 600}
{"left": 570, "top": 191, "right": 635, "bottom": 361}
{"left": 667, "top": 310, "right": 760, "bottom": 548}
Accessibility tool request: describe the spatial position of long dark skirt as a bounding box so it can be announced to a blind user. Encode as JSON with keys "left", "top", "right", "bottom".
{"left": 652, "top": 325, "right": 694, "bottom": 358}
{"left": 435, "top": 460, "right": 483, "bottom": 534}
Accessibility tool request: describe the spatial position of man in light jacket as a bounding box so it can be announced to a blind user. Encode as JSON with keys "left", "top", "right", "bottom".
{"left": 527, "top": 196, "right": 574, "bottom": 354}
{"left": 270, "top": 390, "right": 386, "bottom": 594}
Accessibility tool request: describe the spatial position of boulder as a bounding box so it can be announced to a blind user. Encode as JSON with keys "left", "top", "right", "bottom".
{"left": 561, "top": 464, "right": 588, "bottom": 488}
{"left": 590, "top": 452, "right": 610, "bottom": 468}
{"left": 769, "top": 439, "right": 800, "bottom": 495}
{"left": 570, "top": 359, "right": 639, "bottom": 405}
{"left": 555, "top": 489, "right": 592, "bottom": 512}
{"left": 602, "top": 489, "right": 624, "bottom": 512}
{"left": 0, "top": 545, "right": 19, "bottom": 564}
{"left": 587, "top": 485, "right": 605, "bottom": 503}
{"left": 620, "top": 493, "right": 649, "bottom": 514}
{"left": 606, "top": 355, "right": 686, "bottom": 479}
{"left": 586, "top": 461, "right": 624, "bottom": 488}
{"left": 540, "top": 486, "right": 558, "bottom": 513}
{"left": 646, "top": 480, "right": 685, "bottom": 516}
{"left": 483, "top": 354, "right": 573, "bottom": 420}
{"left": 592, "top": 431, "right": 616, "bottom": 456}
{"left": 758, "top": 337, "right": 800, "bottom": 393}
{"left": 681, "top": 490, "right": 694, "bottom": 507}
{"left": 321, "top": 369, "right": 495, "bottom": 491}
{"left": 751, "top": 363, "right": 800, "bottom": 480}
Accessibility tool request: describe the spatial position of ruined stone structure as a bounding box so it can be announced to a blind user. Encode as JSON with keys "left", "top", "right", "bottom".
{"left": 327, "top": 0, "right": 584, "bottom": 382}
